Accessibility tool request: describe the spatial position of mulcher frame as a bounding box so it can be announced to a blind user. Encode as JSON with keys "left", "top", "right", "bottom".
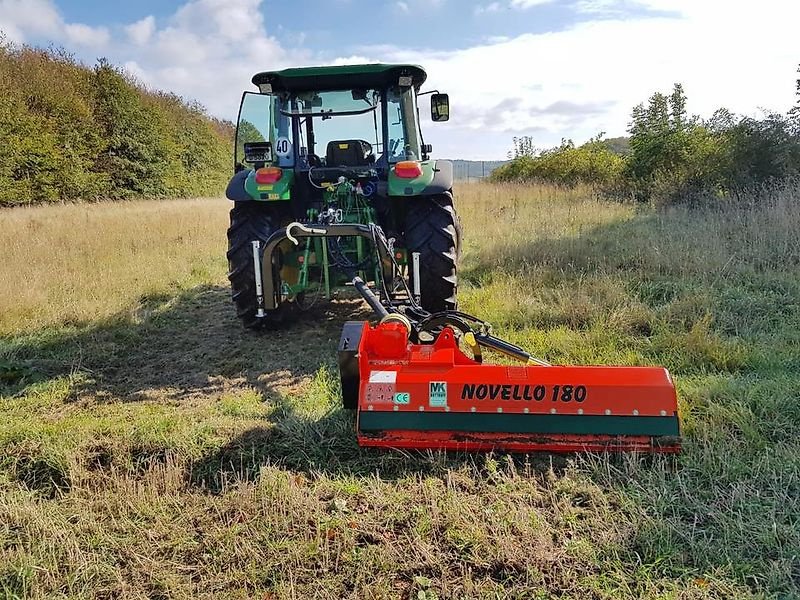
{"left": 256, "top": 220, "right": 681, "bottom": 455}
{"left": 342, "top": 321, "right": 681, "bottom": 454}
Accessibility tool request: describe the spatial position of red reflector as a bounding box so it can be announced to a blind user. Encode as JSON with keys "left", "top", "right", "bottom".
{"left": 394, "top": 161, "right": 423, "bottom": 179}
{"left": 255, "top": 167, "right": 282, "bottom": 184}
{"left": 298, "top": 255, "right": 305, "bottom": 263}
{"left": 395, "top": 252, "right": 403, "bottom": 259}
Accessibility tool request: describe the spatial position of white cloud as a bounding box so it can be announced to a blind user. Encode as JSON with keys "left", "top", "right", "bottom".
{"left": 125, "top": 15, "right": 155, "bottom": 46}
{"left": 359, "top": 0, "right": 800, "bottom": 158}
{"left": 0, "top": 0, "right": 107, "bottom": 47}
{"left": 172, "top": 0, "right": 264, "bottom": 42}
{"left": 573, "top": 0, "right": 624, "bottom": 14}
{"left": 331, "top": 55, "right": 373, "bottom": 65}
{"left": 394, "top": 0, "right": 445, "bottom": 14}
{"left": 64, "top": 22, "right": 109, "bottom": 46}
{"left": 107, "top": 0, "right": 301, "bottom": 117}
{"left": 474, "top": 2, "right": 502, "bottom": 15}
{"left": 0, "top": 0, "right": 304, "bottom": 118}
{"left": 510, "top": 0, "right": 555, "bottom": 8}
{"left": 0, "top": 0, "right": 60, "bottom": 41}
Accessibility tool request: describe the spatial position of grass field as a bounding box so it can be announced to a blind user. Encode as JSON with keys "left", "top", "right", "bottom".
{"left": 1, "top": 183, "right": 799, "bottom": 599}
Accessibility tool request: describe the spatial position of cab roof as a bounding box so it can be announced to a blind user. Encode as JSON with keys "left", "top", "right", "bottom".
{"left": 251, "top": 63, "right": 427, "bottom": 93}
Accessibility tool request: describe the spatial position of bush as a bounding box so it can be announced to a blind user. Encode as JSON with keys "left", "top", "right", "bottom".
{"left": 718, "top": 112, "right": 800, "bottom": 193}
{"left": 0, "top": 42, "right": 233, "bottom": 205}
{"left": 491, "top": 135, "right": 624, "bottom": 188}
{"left": 627, "top": 84, "right": 800, "bottom": 204}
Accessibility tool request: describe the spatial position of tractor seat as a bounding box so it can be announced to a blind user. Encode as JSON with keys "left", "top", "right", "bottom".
{"left": 326, "top": 140, "right": 374, "bottom": 167}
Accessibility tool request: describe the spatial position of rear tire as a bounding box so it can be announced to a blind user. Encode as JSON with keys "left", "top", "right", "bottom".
{"left": 403, "top": 192, "right": 461, "bottom": 312}
{"left": 227, "top": 202, "right": 292, "bottom": 329}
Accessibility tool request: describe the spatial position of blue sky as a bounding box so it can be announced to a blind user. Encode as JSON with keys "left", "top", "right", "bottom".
{"left": 49, "top": 0, "right": 672, "bottom": 53}
{"left": 1, "top": 0, "right": 797, "bottom": 159}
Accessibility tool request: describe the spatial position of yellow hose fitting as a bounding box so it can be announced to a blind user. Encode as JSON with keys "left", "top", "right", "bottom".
{"left": 464, "top": 331, "right": 482, "bottom": 361}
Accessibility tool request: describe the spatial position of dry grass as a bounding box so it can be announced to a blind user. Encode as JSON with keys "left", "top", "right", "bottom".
{"left": 459, "top": 182, "right": 800, "bottom": 278}
{"left": 1, "top": 183, "right": 799, "bottom": 599}
{"left": 0, "top": 198, "right": 229, "bottom": 336}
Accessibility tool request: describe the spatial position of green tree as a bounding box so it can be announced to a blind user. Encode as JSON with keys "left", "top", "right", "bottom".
{"left": 509, "top": 135, "right": 536, "bottom": 158}
{"left": 0, "top": 44, "right": 105, "bottom": 203}
{"left": 0, "top": 44, "right": 234, "bottom": 205}
{"left": 92, "top": 59, "right": 168, "bottom": 198}
{"left": 720, "top": 112, "right": 800, "bottom": 191}
{"left": 625, "top": 83, "right": 718, "bottom": 203}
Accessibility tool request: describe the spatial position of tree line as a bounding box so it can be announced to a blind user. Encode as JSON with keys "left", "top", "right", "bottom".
{"left": 492, "top": 71, "right": 800, "bottom": 205}
{"left": 0, "top": 41, "right": 234, "bottom": 206}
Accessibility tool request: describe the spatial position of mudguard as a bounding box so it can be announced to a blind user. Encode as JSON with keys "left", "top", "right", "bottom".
{"left": 225, "top": 169, "right": 294, "bottom": 202}
{"left": 225, "top": 170, "right": 251, "bottom": 202}
{"left": 388, "top": 159, "right": 453, "bottom": 197}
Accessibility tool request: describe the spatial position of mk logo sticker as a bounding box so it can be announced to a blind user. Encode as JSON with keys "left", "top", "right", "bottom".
{"left": 429, "top": 381, "right": 447, "bottom": 407}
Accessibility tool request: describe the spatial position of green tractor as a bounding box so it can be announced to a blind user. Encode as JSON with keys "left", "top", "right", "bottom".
{"left": 225, "top": 63, "right": 460, "bottom": 328}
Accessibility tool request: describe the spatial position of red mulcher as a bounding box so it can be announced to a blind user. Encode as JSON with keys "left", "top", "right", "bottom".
{"left": 339, "top": 319, "right": 680, "bottom": 454}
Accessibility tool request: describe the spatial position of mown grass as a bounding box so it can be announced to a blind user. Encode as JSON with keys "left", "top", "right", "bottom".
{"left": 1, "top": 184, "right": 798, "bottom": 599}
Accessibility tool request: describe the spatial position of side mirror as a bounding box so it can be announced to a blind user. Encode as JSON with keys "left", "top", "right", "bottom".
{"left": 431, "top": 93, "right": 450, "bottom": 122}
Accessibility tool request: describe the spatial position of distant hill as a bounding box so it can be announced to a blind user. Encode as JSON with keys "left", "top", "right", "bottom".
{"left": 603, "top": 136, "right": 630, "bottom": 156}
{"left": 449, "top": 159, "right": 508, "bottom": 181}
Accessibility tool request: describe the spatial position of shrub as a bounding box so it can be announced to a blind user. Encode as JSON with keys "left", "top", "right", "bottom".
{"left": 491, "top": 135, "right": 624, "bottom": 188}
{"left": 0, "top": 42, "right": 234, "bottom": 205}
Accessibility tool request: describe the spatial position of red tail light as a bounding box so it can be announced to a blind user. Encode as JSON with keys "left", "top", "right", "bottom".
{"left": 394, "top": 161, "right": 423, "bottom": 179}
{"left": 255, "top": 166, "right": 282, "bottom": 184}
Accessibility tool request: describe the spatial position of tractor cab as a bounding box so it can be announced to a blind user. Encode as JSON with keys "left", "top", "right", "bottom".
{"left": 233, "top": 64, "right": 449, "bottom": 190}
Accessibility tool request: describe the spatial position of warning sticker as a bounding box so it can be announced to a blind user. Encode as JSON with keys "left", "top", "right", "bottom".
{"left": 369, "top": 370, "right": 397, "bottom": 383}
{"left": 365, "top": 383, "right": 394, "bottom": 404}
{"left": 429, "top": 381, "right": 447, "bottom": 407}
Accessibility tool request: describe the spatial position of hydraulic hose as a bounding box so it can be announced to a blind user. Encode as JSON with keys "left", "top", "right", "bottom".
{"left": 351, "top": 275, "right": 389, "bottom": 319}
{"left": 473, "top": 334, "right": 551, "bottom": 366}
